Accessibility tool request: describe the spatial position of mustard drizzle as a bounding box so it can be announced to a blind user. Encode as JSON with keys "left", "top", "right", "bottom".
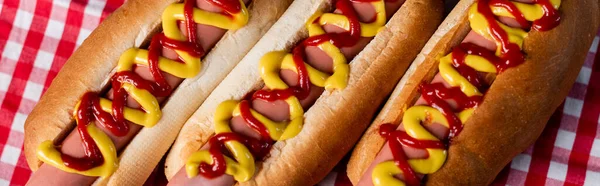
{"left": 36, "top": 0, "right": 249, "bottom": 178}
{"left": 371, "top": 1, "right": 561, "bottom": 185}
{"left": 185, "top": 0, "right": 389, "bottom": 181}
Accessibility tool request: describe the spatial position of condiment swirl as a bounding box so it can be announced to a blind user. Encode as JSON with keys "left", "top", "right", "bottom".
{"left": 185, "top": 0, "right": 393, "bottom": 182}
{"left": 36, "top": 0, "right": 249, "bottom": 178}
{"left": 371, "top": 0, "right": 561, "bottom": 185}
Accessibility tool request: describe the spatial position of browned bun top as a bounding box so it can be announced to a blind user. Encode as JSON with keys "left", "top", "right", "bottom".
{"left": 24, "top": 0, "right": 296, "bottom": 185}
{"left": 346, "top": 0, "right": 474, "bottom": 183}
{"left": 427, "top": 0, "right": 600, "bottom": 184}
{"left": 163, "top": 0, "right": 445, "bottom": 185}
{"left": 24, "top": 0, "right": 177, "bottom": 170}
{"left": 241, "top": 0, "right": 444, "bottom": 185}
{"left": 347, "top": 0, "right": 600, "bottom": 185}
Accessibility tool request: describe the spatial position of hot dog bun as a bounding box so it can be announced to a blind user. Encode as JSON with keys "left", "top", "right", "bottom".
{"left": 346, "top": 0, "right": 600, "bottom": 185}
{"left": 164, "top": 0, "right": 444, "bottom": 185}
{"left": 24, "top": 0, "right": 293, "bottom": 185}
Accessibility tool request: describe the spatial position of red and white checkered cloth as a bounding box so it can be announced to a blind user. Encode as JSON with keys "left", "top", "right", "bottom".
{"left": 0, "top": 0, "right": 599, "bottom": 186}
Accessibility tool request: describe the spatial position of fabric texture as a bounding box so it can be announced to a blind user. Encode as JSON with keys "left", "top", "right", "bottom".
{"left": 0, "top": 0, "right": 599, "bottom": 185}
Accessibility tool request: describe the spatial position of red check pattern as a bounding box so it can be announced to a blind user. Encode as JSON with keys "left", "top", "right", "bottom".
{"left": 0, "top": 0, "right": 598, "bottom": 186}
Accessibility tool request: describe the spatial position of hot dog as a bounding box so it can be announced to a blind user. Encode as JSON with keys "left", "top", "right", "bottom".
{"left": 23, "top": 0, "right": 295, "bottom": 185}
{"left": 163, "top": 0, "right": 444, "bottom": 185}
{"left": 346, "top": 0, "right": 600, "bottom": 185}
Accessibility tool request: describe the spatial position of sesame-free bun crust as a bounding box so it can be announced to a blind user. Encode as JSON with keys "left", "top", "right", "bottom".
{"left": 164, "top": 0, "right": 444, "bottom": 185}
{"left": 24, "top": 0, "right": 294, "bottom": 185}
{"left": 346, "top": 0, "right": 600, "bottom": 185}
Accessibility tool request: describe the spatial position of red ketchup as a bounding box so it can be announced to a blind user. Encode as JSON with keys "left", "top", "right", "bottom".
{"left": 62, "top": 92, "right": 106, "bottom": 171}
{"left": 379, "top": 123, "right": 446, "bottom": 186}
{"left": 199, "top": 0, "right": 364, "bottom": 178}
{"left": 379, "top": 0, "right": 561, "bottom": 184}
{"left": 63, "top": 0, "right": 221, "bottom": 171}
{"left": 198, "top": 132, "right": 271, "bottom": 178}
{"left": 531, "top": 0, "right": 560, "bottom": 31}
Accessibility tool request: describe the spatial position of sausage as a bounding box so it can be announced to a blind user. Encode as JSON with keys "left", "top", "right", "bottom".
{"left": 355, "top": 0, "right": 534, "bottom": 185}
{"left": 25, "top": 0, "right": 250, "bottom": 185}
{"left": 166, "top": 0, "right": 406, "bottom": 185}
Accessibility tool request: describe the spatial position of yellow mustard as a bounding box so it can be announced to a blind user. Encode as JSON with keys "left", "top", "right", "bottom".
{"left": 371, "top": 1, "right": 561, "bottom": 186}
{"left": 37, "top": 103, "right": 118, "bottom": 178}
{"left": 37, "top": 0, "right": 249, "bottom": 177}
{"left": 186, "top": 0, "right": 389, "bottom": 181}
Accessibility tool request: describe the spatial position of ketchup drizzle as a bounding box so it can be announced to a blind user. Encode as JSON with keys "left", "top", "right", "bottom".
{"left": 64, "top": 0, "right": 217, "bottom": 171}
{"left": 199, "top": 132, "right": 271, "bottom": 178}
{"left": 532, "top": 0, "right": 560, "bottom": 31}
{"left": 420, "top": 83, "right": 482, "bottom": 112}
{"left": 184, "top": 0, "right": 199, "bottom": 44}
{"left": 379, "top": 0, "right": 561, "bottom": 184}
{"left": 478, "top": 0, "right": 524, "bottom": 72}
{"left": 420, "top": 85, "right": 464, "bottom": 140}
{"left": 200, "top": 0, "right": 366, "bottom": 179}
{"left": 379, "top": 124, "right": 422, "bottom": 186}
{"left": 207, "top": 0, "right": 243, "bottom": 14}
{"left": 489, "top": 0, "right": 530, "bottom": 28}
{"left": 452, "top": 43, "right": 495, "bottom": 89}
{"left": 252, "top": 0, "right": 361, "bottom": 102}
{"left": 62, "top": 92, "right": 106, "bottom": 171}
{"left": 248, "top": 0, "right": 362, "bottom": 137}
{"left": 239, "top": 100, "right": 274, "bottom": 143}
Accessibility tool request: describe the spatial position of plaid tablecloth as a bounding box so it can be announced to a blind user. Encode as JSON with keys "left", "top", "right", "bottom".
{"left": 1, "top": 0, "right": 599, "bottom": 186}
